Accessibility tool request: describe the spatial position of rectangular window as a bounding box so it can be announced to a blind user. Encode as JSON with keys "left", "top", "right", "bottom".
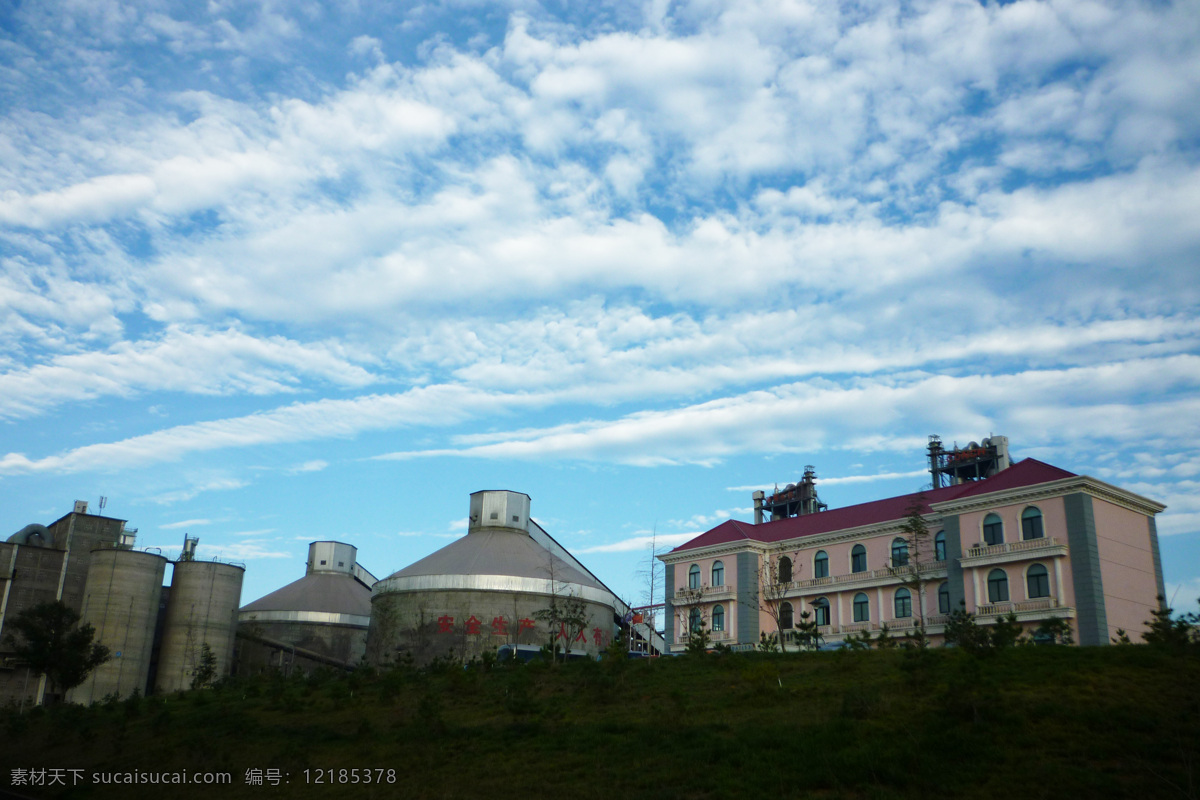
{"left": 853, "top": 597, "right": 870, "bottom": 622}
{"left": 1022, "top": 516, "right": 1044, "bottom": 540}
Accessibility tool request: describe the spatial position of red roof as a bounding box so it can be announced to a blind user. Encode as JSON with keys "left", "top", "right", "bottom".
{"left": 671, "top": 458, "right": 1077, "bottom": 553}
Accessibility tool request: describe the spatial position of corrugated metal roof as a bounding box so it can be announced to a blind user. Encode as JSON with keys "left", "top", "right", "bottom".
{"left": 240, "top": 571, "right": 372, "bottom": 617}
{"left": 671, "top": 458, "right": 1078, "bottom": 553}
{"left": 385, "top": 529, "right": 604, "bottom": 590}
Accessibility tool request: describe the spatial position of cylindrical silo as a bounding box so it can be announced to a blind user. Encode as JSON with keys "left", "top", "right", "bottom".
{"left": 155, "top": 560, "right": 244, "bottom": 693}
{"left": 67, "top": 547, "right": 167, "bottom": 704}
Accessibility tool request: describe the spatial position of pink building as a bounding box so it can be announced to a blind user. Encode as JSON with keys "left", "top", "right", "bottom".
{"left": 659, "top": 456, "right": 1166, "bottom": 651}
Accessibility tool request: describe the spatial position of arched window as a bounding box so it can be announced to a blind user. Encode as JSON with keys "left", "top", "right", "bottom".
{"left": 851, "top": 544, "right": 867, "bottom": 573}
{"left": 813, "top": 597, "right": 830, "bottom": 626}
{"left": 1027, "top": 564, "right": 1050, "bottom": 598}
{"left": 938, "top": 583, "right": 950, "bottom": 614}
{"left": 983, "top": 514, "right": 1004, "bottom": 546}
{"left": 1021, "top": 507, "right": 1044, "bottom": 540}
{"left": 813, "top": 550, "right": 829, "bottom": 579}
{"left": 688, "top": 607, "right": 702, "bottom": 632}
{"left": 688, "top": 564, "right": 700, "bottom": 590}
{"left": 987, "top": 568, "right": 1009, "bottom": 603}
{"left": 712, "top": 604, "right": 725, "bottom": 632}
{"left": 711, "top": 560, "right": 724, "bottom": 587}
{"left": 853, "top": 592, "right": 870, "bottom": 622}
{"left": 780, "top": 602, "right": 794, "bottom": 629}
{"left": 935, "top": 531, "right": 946, "bottom": 562}
{"left": 894, "top": 588, "right": 912, "bottom": 618}
{"left": 778, "top": 556, "right": 793, "bottom": 583}
{"left": 891, "top": 537, "right": 909, "bottom": 567}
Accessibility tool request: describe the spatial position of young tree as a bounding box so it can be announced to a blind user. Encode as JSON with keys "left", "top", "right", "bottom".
{"left": 4, "top": 601, "right": 110, "bottom": 701}
{"left": 673, "top": 586, "right": 710, "bottom": 652}
{"left": 533, "top": 592, "right": 589, "bottom": 664}
{"left": 1142, "top": 596, "right": 1199, "bottom": 650}
{"left": 887, "top": 496, "right": 936, "bottom": 629}
{"left": 793, "top": 609, "right": 824, "bottom": 651}
{"left": 742, "top": 550, "right": 800, "bottom": 652}
{"left": 190, "top": 643, "right": 218, "bottom": 689}
{"left": 1035, "top": 617, "right": 1076, "bottom": 646}
{"left": 943, "top": 601, "right": 991, "bottom": 654}
{"left": 534, "top": 551, "right": 592, "bottom": 664}
{"left": 989, "top": 613, "right": 1024, "bottom": 649}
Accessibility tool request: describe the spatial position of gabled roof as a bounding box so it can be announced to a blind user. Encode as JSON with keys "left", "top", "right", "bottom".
{"left": 670, "top": 458, "right": 1078, "bottom": 554}
{"left": 945, "top": 458, "right": 1075, "bottom": 498}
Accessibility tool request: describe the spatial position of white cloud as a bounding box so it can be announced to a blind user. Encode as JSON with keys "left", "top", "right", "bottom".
{"left": 147, "top": 477, "right": 249, "bottom": 505}
{"left": 0, "top": 384, "right": 544, "bottom": 476}
{"left": 159, "top": 518, "right": 212, "bottom": 529}
{"left": 376, "top": 356, "right": 1200, "bottom": 466}
{"left": 288, "top": 460, "right": 329, "bottom": 474}
{"left": 202, "top": 541, "right": 292, "bottom": 561}
{"left": 726, "top": 469, "right": 928, "bottom": 492}
{"left": 0, "top": 326, "right": 376, "bottom": 420}
{"left": 575, "top": 532, "right": 698, "bottom": 554}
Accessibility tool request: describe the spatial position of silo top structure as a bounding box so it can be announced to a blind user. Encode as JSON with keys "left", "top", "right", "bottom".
{"left": 375, "top": 491, "right": 608, "bottom": 604}
{"left": 240, "top": 541, "right": 374, "bottom": 627}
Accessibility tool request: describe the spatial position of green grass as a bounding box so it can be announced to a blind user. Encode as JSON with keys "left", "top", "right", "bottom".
{"left": 4, "top": 646, "right": 1199, "bottom": 799}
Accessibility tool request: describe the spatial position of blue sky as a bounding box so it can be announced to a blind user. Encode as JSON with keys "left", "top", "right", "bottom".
{"left": 2, "top": 0, "right": 1198, "bottom": 618}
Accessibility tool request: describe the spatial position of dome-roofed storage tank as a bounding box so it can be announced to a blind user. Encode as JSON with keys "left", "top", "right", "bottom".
{"left": 367, "top": 490, "right": 617, "bottom": 667}
{"left": 155, "top": 553, "right": 244, "bottom": 693}
{"left": 237, "top": 541, "right": 375, "bottom": 673}
{"left": 67, "top": 546, "right": 167, "bottom": 704}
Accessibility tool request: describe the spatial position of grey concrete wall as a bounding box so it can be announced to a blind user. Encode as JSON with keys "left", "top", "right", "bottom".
{"left": 663, "top": 563, "right": 675, "bottom": 648}
{"left": 1148, "top": 516, "right": 1166, "bottom": 604}
{"left": 942, "top": 515, "right": 966, "bottom": 613}
{"left": 736, "top": 552, "right": 759, "bottom": 646}
{"left": 1064, "top": 492, "right": 1108, "bottom": 646}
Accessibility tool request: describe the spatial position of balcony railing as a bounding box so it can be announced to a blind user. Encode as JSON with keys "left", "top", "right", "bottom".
{"left": 676, "top": 629, "right": 731, "bottom": 644}
{"left": 673, "top": 584, "right": 735, "bottom": 599}
{"left": 789, "top": 559, "right": 947, "bottom": 592}
{"left": 964, "top": 537, "right": 1064, "bottom": 560}
{"left": 977, "top": 597, "right": 1063, "bottom": 616}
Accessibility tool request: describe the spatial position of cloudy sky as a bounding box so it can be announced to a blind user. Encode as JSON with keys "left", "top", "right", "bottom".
{"left": 2, "top": 0, "right": 1198, "bottom": 616}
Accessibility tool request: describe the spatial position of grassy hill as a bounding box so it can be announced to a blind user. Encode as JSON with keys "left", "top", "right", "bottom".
{"left": 4, "top": 645, "right": 1198, "bottom": 799}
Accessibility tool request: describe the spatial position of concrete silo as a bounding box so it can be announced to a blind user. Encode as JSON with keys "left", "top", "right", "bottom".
{"left": 155, "top": 550, "right": 244, "bottom": 693}
{"left": 236, "top": 541, "right": 376, "bottom": 674}
{"left": 67, "top": 547, "right": 167, "bottom": 704}
{"left": 367, "top": 490, "right": 618, "bottom": 666}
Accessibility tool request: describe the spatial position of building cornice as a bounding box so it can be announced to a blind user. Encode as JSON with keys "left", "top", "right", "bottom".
{"left": 930, "top": 475, "right": 1166, "bottom": 517}
{"left": 659, "top": 539, "right": 765, "bottom": 564}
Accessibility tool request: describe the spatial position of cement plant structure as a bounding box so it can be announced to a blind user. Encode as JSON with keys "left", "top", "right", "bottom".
{"left": 236, "top": 541, "right": 377, "bottom": 674}
{"left": 1, "top": 503, "right": 244, "bottom": 706}
{"left": 368, "top": 490, "right": 663, "bottom": 666}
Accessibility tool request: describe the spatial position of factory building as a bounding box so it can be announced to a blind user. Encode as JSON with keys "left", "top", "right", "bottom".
{"left": 235, "top": 541, "right": 377, "bottom": 675}
{"left": 367, "top": 490, "right": 660, "bottom": 666}
{"left": 662, "top": 437, "right": 1167, "bottom": 651}
{"left": 1, "top": 502, "right": 244, "bottom": 705}
{"left": 1, "top": 501, "right": 132, "bottom": 706}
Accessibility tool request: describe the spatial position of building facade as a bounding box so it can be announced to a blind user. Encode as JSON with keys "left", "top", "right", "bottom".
{"left": 660, "top": 458, "right": 1166, "bottom": 651}
{"left": 0, "top": 502, "right": 132, "bottom": 706}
